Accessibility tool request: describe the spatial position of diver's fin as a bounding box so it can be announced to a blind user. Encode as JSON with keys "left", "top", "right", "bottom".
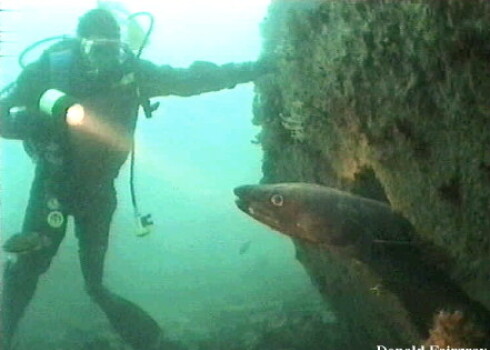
{"left": 91, "top": 288, "right": 174, "bottom": 350}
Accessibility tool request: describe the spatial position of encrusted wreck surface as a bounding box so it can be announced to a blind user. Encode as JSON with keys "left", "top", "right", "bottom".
{"left": 254, "top": 0, "right": 490, "bottom": 347}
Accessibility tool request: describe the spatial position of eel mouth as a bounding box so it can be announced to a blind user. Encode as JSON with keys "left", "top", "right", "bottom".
{"left": 234, "top": 184, "right": 283, "bottom": 231}
{"left": 235, "top": 197, "right": 251, "bottom": 214}
{"left": 234, "top": 197, "right": 282, "bottom": 232}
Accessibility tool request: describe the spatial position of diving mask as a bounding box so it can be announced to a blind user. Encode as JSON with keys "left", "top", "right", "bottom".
{"left": 81, "top": 37, "right": 130, "bottom": 72}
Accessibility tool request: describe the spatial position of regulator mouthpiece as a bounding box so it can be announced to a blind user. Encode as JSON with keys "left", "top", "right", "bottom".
{"left": 39, "top": 89, "right": 85, "bottom": 125}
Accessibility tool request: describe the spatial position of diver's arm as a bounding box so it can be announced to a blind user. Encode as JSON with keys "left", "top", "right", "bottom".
{"left": 138, "top": 60, "right": 266, "bottom": 98}
{"left": 0, "top": 103, "right": 37, "bottom": 140}
{"left": 0, "top": 62, "right": 49, "bottom": 140}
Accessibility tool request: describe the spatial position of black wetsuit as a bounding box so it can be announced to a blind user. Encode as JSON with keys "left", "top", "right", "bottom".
{"left": 0, "top": 39, "right": 261, "bottom": 350}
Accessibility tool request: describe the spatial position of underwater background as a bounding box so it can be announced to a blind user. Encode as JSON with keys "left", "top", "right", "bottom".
{"left": 0, "top": 0, "right": 332, "bottom": 349}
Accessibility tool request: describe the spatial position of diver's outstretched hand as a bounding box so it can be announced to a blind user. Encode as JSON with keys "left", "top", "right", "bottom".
{"left": 254, "top": 55, "right": 278, "bottom": 77}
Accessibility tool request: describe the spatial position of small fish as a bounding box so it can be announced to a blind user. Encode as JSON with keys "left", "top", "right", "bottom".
{"left": 3, "top": 232, "right": 51, "bottom": 254}
{"left": 239, "top": 240, "right": 252, "bottom": 255}
{"left": 233, "top": 182, "right": 414, "bottom": 258}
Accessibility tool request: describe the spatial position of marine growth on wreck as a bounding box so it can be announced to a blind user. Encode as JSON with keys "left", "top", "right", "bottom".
{"left": 252, "top": 0, "right": 490, "bottom": 348}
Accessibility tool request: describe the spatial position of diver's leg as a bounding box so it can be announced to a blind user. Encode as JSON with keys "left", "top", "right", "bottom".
{"left": 75, "top": 184, "right": 183, "bottom": 350}
{"left": 1, "top": 174, "right": 67, "bottom": 349}
{"left": 74, "top": 185, "right": 116, "bottom": 291}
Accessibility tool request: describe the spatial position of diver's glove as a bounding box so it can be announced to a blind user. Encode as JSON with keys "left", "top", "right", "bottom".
{"left": 0, "top": 106, "right": 38, "bottom": 140}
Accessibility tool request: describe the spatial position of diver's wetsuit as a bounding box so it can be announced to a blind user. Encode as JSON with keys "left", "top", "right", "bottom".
{"left": 0, "top": 39, "right": 261, "bottom": 350}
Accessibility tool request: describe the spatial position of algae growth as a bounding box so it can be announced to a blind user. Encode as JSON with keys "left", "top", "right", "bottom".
{"left": 254, "top": 0, "right": 490, "bottom": 347}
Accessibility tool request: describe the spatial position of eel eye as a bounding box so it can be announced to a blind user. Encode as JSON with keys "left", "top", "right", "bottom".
{"left": 270, "top": 194, "right": 284, "bottom": 207}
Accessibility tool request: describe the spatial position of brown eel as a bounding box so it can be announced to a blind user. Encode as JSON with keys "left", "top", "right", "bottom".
{"left": 234, "top": 182, "right": 490, "bottom": 346}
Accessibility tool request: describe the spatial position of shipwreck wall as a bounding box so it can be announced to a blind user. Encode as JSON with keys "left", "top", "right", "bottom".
{"left": 254, "top": 0, "right": 490, "bottom": 348}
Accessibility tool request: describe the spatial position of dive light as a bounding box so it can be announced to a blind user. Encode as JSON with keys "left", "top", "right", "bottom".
{"left": 39, "top": 89, "right": 85, "bottom": 126}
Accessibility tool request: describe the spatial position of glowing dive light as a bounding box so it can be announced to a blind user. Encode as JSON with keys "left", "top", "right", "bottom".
{"left": 65, "top": 103, "right": 85, "bottom": 126}
{"left": 39, "top": 89, "right": 85, "bottom": 126}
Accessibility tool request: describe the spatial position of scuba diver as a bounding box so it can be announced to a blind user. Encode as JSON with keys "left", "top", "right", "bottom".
{"left": 0, "top": 8, "right": 270, "bottom": 350}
